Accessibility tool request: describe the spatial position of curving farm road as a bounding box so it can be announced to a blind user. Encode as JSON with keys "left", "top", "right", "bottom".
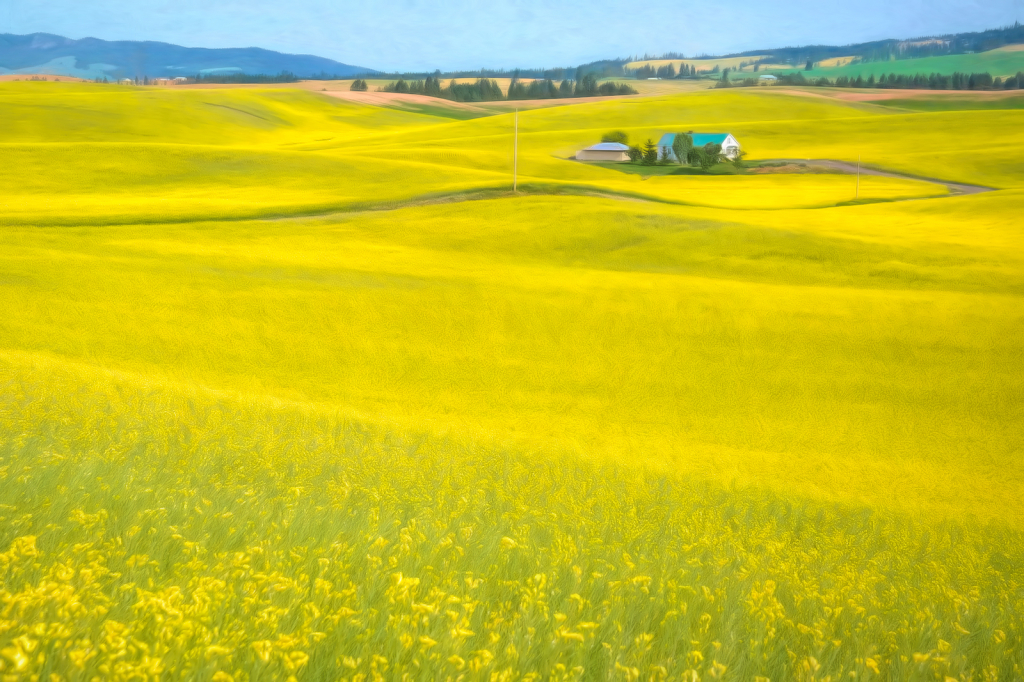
{"left": 765, "top": 159, "right": 995, "bottom": 196}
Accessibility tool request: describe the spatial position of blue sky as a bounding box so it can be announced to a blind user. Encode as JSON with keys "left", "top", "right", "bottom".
{"left": 4, "top": 0, "right": 1019, "bottom": 71}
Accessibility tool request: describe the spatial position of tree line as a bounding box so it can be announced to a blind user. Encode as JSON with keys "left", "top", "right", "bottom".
{"left": 630, "top": 63, "right": 709, "bottom": 79}
{"left": 188, "top": 72, "right": 299, "bottom": 84}
{"left": 718, "top": 69, "right": 1024, "bottom": 90}
{"left": 376, "top": 73, "right": 636, "bottom": 102}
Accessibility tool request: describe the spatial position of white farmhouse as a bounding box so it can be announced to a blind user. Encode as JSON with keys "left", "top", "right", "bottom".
{"left": 657, "top": 133, "right": 742, "bottom": 161}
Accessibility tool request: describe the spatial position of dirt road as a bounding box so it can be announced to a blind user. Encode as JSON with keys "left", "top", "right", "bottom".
{"left": 765, "top": 159, "right": 994, "bottom": 195}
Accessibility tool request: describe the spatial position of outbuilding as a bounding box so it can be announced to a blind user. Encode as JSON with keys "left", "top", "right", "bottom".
{"left": 576, "top": 142, "right": 631, "bottom": 162}
{"left": 657, "top": 133, "right": 742, "bottom": 161}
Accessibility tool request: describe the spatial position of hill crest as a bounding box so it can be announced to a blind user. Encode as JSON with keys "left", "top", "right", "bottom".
{"left": 0, "top": 32, "right": 374, "bottom": 80}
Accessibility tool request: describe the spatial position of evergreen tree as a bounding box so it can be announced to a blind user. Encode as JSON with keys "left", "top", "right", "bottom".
{"left": 558, "top": 79, "right": 574, "bottom": 97}
{"left": 805, "top": 59, "right": 814, "bottom": 71}
{"left": 641, "top": 139, "right": 658, "bottom": 165}
{"left": 576, "top": 73, "right": 598, "bottom": 97}
{"left": 507, "top": 70, "right": 529, "bottom": 100}
{"left": 633, "top": 64, "right": 657, "bottom": 80}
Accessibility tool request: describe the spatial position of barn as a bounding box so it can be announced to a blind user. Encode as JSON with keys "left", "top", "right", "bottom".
{"left": 576, "top": 142, "right": 631, "bottom": 162}
{"left": 658, "top": 133, "right": 742, "bottom": 161}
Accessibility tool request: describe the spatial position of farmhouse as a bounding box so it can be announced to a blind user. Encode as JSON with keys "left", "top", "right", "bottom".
{"left": 658, "top": 133, "right": 742, "bottom": 161}
{"left": 576, "top": 142, "right": 631, "bottom": 162}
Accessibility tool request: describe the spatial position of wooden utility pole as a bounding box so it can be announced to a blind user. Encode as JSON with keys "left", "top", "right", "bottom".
{"left": 513, "top": 109, "right": 519, "bottom": 192}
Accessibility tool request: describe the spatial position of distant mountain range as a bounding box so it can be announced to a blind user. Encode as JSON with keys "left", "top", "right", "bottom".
{"left": 0, "top": 33, "right": 374, "bottom": 80}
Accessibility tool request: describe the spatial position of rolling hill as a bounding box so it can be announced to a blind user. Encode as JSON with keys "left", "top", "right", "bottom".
{"left": 1, "top": 70, "right": 1023, "bottom": 681}
{"left": 0, "top": 32, "right": 374, "bottom": 80}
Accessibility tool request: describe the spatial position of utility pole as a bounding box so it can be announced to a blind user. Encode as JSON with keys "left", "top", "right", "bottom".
{"left": 856, "top": 154, "right": 861, "bottom": 200}
{"left": 513, "top": 109, "right": 519, "bottom": 192}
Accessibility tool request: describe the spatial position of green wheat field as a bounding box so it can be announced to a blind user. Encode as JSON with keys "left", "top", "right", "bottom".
{"left": 1, "top": 81, "right": 1023, "bottom": 681}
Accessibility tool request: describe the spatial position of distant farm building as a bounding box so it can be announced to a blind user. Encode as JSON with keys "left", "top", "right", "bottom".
{"left": 658, "top": 133, "right": 742, "bottom": 161}
{"left": 576, "top": 142, "right": 631, "bottom": 162}
{"left": 759, "top": 74, "right": 778, "bottom": 83}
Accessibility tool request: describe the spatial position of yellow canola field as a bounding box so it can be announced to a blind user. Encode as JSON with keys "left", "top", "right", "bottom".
{"left": 1, "top": 81, "right": 1022, "bottom": 681}
{"left": 1, "top": 85, "right": 983, "bottom": 225}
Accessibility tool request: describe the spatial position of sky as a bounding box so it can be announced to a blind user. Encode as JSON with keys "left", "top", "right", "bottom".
{"left": 3, "top": 0, "right": 1020, "bottom": 72}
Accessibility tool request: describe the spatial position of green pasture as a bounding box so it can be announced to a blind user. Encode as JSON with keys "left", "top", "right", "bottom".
{"left": 0, "top": 81, "right": 1022, "bottom": 680}
{"left": 873, "top": 91, "right": 1024, "bottom": 111}
{"left": 776, "top": 44, "right": 1024, "bottom": 79}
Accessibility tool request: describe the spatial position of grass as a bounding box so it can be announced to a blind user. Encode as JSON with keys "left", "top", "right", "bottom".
{"left": 1, "top": 81, "right": 1022, "bottom": 681}
{"left": 872, "top": 91, "right": 1024, "bottom": 111}
{"left": 583, "top": 161, "right": 745, "bottom": 176}
{"left": 774, "top": 44, "right": 1024, "bottom": 79}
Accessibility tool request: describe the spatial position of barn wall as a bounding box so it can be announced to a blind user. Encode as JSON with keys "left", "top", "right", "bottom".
{"left": 577, "top": 150, "right": 630, "bottom": 161}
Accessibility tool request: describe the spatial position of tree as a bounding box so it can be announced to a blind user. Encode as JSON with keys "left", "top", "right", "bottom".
{"left": 602, "top": 131, "right": 629, "bottom": 144}
{"left": 687, "top": 143, "right": 723, "bottom": 171}
{"left": 507, "top": 69, "right": 529, "bottom": 100}
{"left": 576, "top": 73, "right": 598, "bottom": 97}
{"left": 671, "top": 133, "right": 693, "bottom": 165}
{"left": 597, "top": 82, "right": 637, "bottom": 95}
{"left": 641, "top": 139, "right": 658, "bottom": 165}
{"left": 633, "top": 64, "right": 657, "bottom": 80}
{"left": 350, "top": 79, "right": 368, "bottom": 91}
{"left": 423, "top": 75, "right": 442, "bottom": 97}
{"left": 558, "top": 79, "right": 574, "bottom": 97}
{"left": 805, "top": 59, "right": 814, "bottom": 71}
{"left": 703, "top": 143, "right": 724, "bottom": 168}
{"left": 627, "top": 146, "right": 643, "bottom": 163}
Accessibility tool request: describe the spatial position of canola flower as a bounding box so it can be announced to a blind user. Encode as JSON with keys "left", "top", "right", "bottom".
{"left": 0, "top": 359, "right": 1022, "bottom": 681}
{"left": 0, "top": 80, "right": 1023, "bottom": 681}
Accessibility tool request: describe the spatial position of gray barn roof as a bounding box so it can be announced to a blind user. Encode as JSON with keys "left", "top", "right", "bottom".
{"left": 582, "top": 142, "right": 630, "bottom": 151}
